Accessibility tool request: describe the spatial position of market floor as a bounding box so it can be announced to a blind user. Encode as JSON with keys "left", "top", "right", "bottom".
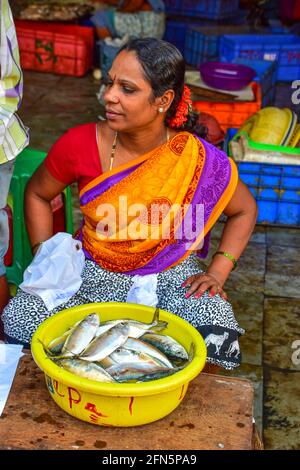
{"left": 16, "top": 70, "right": 300, "bottom": 450}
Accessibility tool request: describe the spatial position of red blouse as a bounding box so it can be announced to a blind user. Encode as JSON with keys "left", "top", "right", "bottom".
{"left": 45, "top": 123, "right": 102, "bottom": 193}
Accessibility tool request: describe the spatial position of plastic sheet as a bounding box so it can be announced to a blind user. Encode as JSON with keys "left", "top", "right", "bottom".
{"left": 0, "top": 344, "right": 24, "bottom": 416}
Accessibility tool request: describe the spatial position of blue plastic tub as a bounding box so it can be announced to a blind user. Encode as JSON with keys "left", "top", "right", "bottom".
{"left": 224, "top": 128, "right": 300, "bottom": 225}
{"left": 220, "top": 34, "right": 300, "bottom": 81}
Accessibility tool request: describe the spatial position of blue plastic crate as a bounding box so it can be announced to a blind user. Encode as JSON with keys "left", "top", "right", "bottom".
{"left": 220, "top": 34, "right": 300, "bottom": 82}
{"left": 184, "top": 26, "right": 261, "bottom": 68}
{"left": 164, "top": 19, "right": 189, "bottom": 54}
{"left": 181, "top": 0, "right": 240, "bottom": 20}
{"left": 261, "top": 86, "right": 276, "bottom": 107}
{"left": 164, "top": 0, "right": 182, "bottom": 15}
{"left": 223, "top": 128, "right": 238, "bottom": 154}
{"left": 185, "top": 27, "right": 281, "bottom": 77}
{"left": 290, "top": 22, "right": 300, "bottom": 35}
{"left": 185, "top": 27, "right": 217, "bottom": 67}
{"left": 239, "top": 163, "right": 300, "bottom": 225}
{"left": 224, "top": 129, "right": 300, "bottom": 225}
{"left": 184, "top": 26, "right": 233, "bottom": 67}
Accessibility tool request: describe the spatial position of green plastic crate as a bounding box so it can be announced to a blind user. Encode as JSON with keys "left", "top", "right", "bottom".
{"left": 6, "top": 147, "right": 73, "bottom": 286}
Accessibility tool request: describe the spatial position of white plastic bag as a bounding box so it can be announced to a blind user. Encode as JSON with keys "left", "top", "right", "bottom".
{"left": 20, "top": 233, "right": 85, "bottom": 310}
{"left": 126, "top": 274, "right": 158, "bottom": 307}
{"left": 0, "top": 344, "right": 24, "bottom": 416}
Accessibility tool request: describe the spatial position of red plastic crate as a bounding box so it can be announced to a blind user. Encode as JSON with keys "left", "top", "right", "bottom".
{"left": 15, "top": 20, "right": 94, "bottom": 77}
{"left": 192, "top": 82, "right": 262, "bottom": 133}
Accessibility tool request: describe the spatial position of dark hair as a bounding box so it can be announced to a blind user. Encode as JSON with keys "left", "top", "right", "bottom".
{"left": 117, "top": 38, "right": 207, "bottom": 139}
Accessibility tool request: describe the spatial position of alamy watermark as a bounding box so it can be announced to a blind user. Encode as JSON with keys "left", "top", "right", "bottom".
{"left": 94, "top": 197, "right": 205, "bottom": 250}
{"left": 291, "top": 340, "right": 300, "bottom": 366}
{"left": 291, "top": 80, "right": 300, "bottom": 105}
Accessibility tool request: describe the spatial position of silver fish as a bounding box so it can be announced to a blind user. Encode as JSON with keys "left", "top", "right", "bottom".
{"left": 48, "top": 320, "right": 82, "bottom": 354}
{"left": 95, "top": 307, "right": 167, "bottom": 339}
{"left": 106, "top": 362, "right": 172, "bottom": 383}
{"left": 141, "top": 333, "right": 189, "bottom": 360}
{"left": 97, "top": 356, "right": 117, "bottom": 369}
{"left": 56, "top": 358, "right": 115, "bottom": 383}
{"left": 137, "top": 345, "right": 195, "bottom": 382}
{"left": 109, "top": 348, "right": 168, "bottom": 368}
{"left": 48, "top": 333, "right": 70, "bottom": 355}
{"left": 94, "top": 320, "right": 124, "bottom": 338}
{"left": 61, "top": 313, "right": 100, "bottom": 356}
{"left": 80, "top": 323, "right": 129, "bottom": 362}
{"left": 139, "top": 367, "right": 182, "bottom": 382}
{"left": 123, "top": 337, "right": 174, "bottom": 368}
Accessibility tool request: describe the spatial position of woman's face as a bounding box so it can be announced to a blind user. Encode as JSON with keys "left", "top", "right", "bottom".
{"left": 103, "top": 50, "right": 166, "bottom": 132}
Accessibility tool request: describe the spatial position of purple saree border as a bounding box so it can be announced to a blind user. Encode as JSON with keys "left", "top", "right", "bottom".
{"left": 123, "top": 138, "right": 231, "bottom": 275}
{"left": 80, "top": 162, "right": 142, "bottom": 206}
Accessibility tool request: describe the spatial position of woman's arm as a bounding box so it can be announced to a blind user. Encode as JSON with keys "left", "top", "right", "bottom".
{"left": 25, "top": 163, "right": 68, "bottom": 254}
{"left": 206, "top": 179, "right": 258, "bottom": 285}
{"left": 183, "top": 179, "right": 258, "bottom": 299}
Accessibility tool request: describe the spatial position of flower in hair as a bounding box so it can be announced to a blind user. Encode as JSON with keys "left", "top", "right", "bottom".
{"left": 167, "top": 85, "right": 192, "bottom": 128}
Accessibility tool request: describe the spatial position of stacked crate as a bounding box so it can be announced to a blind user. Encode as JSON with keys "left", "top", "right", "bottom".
{"left": 15, "top": 20, "right": 94, "bottom": 77}
{"left": 184, "top": 25, "right": 252, "bottom": 68}
{"left": 163, "top": 0, "right": 243, "bottom": 57}
{"left": 220, "top": 34, "right": 300, "bottom": 82}
{"left": 225, "top": 129, "right": 300, "bottom": 226}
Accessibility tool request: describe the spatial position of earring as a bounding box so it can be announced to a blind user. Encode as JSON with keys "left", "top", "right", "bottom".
{"left": 158, "top": 107, "right": 164, "bottom": 113}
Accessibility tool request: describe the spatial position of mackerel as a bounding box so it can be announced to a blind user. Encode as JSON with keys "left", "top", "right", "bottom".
{"left": 80, "top": 323, "right": 129, "bottom": 362}
{"left": 61, "top": 313, "right": 100, "bottom": 356}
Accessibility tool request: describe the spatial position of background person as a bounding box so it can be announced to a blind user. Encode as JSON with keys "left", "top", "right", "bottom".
{"left": 0, "top": 0, "right": 29, "bottom": 313}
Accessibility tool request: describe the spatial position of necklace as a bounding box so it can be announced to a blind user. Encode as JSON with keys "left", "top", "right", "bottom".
{"left": 109, "top": 132, "right": 118, "bottom": 171}
{"left": 109, "top": 128, "right": 170, "bottom": 171}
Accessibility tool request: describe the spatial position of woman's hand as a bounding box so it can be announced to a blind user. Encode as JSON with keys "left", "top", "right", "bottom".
{"left": 181, "top": 272, "right": 228, "bottom": 300}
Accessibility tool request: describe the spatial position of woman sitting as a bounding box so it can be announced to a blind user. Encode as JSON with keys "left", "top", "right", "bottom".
{"left": 2, "top": 38, "right": 257, "bottom": 371}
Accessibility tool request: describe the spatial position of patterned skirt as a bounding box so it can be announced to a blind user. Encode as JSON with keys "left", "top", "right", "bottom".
{"left": 1, "top": 254, "right": 244, "bottom": 370}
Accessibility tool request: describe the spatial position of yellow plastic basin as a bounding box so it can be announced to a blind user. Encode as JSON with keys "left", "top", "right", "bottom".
{"left": 239, "top": 107, "right": 296, "bottom": 146}
{"left": 31, "top": 302, "right": 207, "bottom": 427}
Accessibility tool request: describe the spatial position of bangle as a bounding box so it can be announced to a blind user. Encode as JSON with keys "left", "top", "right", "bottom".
{"left": 213, "top": 251, "right": 238, "bottom": 270}
{"left": 31, "top": 241, "right": 44, "bottom": 255}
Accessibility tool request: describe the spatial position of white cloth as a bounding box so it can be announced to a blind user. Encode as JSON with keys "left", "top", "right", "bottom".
{"left": 0, "top": 344, "right": 24, "bottom": 416}
{"left": 20, "top": 232, "right": 85, "bottom": 310}
{"left": 126, "top": 273, "right": 158, "bottom": 307}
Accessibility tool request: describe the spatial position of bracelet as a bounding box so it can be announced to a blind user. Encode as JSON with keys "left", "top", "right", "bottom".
{"left": 213, "top": 251, "right": 238, "bottom": 270}
{"left": 31, "top": 241, "right": 44, "bottom": 255}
